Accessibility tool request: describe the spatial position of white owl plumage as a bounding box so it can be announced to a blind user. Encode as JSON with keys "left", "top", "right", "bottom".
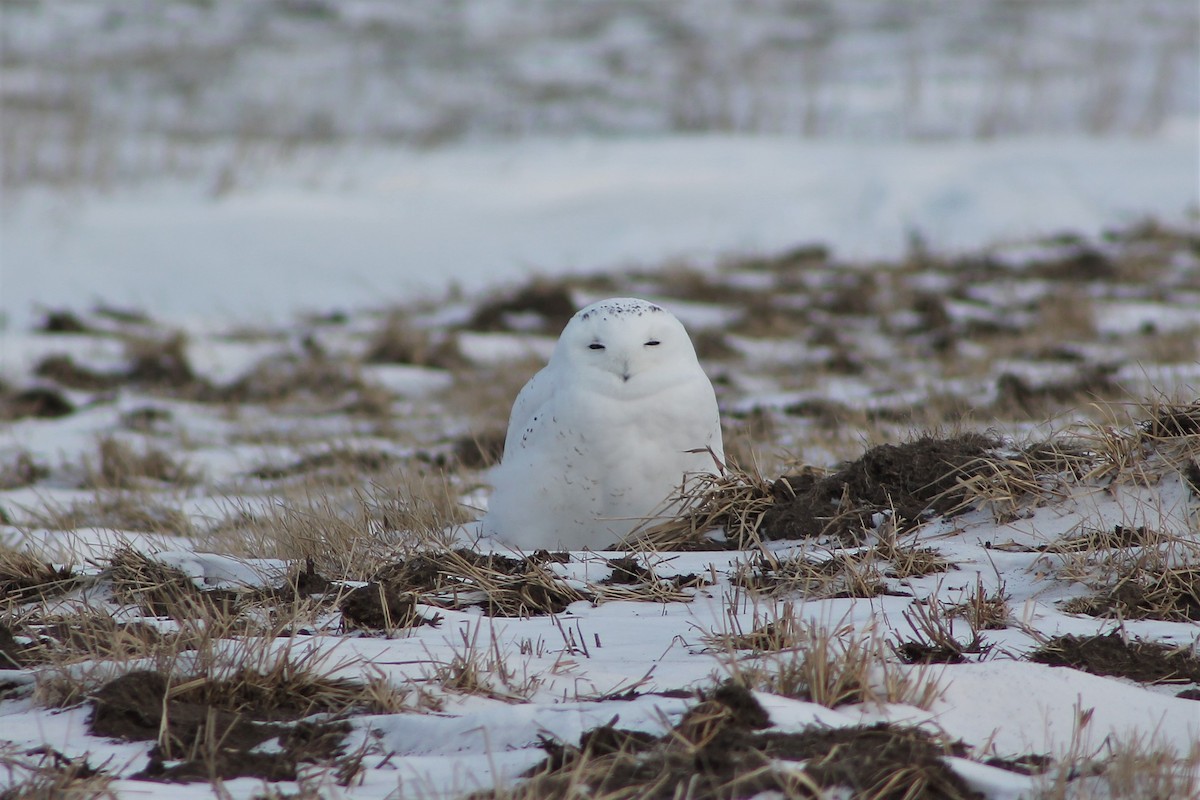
{"left": 481, "top": 297, "right": 723, "bottom": 551}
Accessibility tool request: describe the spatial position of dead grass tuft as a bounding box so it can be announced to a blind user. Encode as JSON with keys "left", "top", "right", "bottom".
{"left": 719, "top": 616, "right": 944, "bottom": 711}
{"left": 82, "top": 436, "right": 199, "bottom": 489}
{"left": 626, "top": 462, "right": 773, "bottom": 551}
{"left": 0, "top": 546, "right": 78, "bottom": 604}
{"left": 733, "top": 550, "right": 887, "bottom": 599}
{"left": 106, "top": 548, "right": 241, "bottom": 620}
{"left": 376, "top": 548, "right": 587, "bottom": 617}
{"left": 0, "top": 744, "right": 114, "bottom": 800}
{"left": 364, "top": 313, "right": 464, "bottom": 368}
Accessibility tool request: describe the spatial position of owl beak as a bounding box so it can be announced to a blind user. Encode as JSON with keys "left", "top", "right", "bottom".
{"left": 621, "top": 359, "right": 631, "bottom": 382}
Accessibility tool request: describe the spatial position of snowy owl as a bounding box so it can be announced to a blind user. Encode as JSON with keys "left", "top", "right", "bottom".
{"left": 481, "top": 297, "right": 723, "bottom": 551}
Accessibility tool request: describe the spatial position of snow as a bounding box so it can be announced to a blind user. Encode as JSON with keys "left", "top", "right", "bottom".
{"left": 3, "top": 132, "right": 1197, "bottom": 331}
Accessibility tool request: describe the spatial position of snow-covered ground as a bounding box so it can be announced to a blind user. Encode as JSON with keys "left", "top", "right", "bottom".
{"left": 3, "top": 130, "right": 1198, "bottom": 332}
{"left": 1, "top": 1, "right": 1198, "bottom": 797}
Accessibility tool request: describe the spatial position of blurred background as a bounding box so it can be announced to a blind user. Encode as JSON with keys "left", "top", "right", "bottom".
{"left": 1, "top": 0, "right": 1197, "bottom": 322}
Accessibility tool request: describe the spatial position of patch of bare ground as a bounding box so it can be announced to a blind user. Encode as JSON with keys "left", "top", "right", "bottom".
{"left": 82, "top": 436, "right": 200, "bottom": 489}
{"left": 465, "top": 281, "right": 579, "bottom": 334}
{"left": 35, "top": 334, "right": 200, "bottom": 394}
{"left": 88, "top": 669, "right": 352, "bottom": 784}
{"left": 364, "top": 312, "right": 464, "bottom": 368}
{"left": 20, "top": 493, "right": 193, "bottom": 535}
{"left": 372, "top": 548, "right": 586, "bottom": 617}
{"left": 0, "top": 384, "right": 75, "bottom": 421}
{"left": 762, "top": 432, "right": 999, "bottom": 542}
{"left": 248, "top": 447, "right": 399, "bottom": 482}
{"left": 0, "top": 546, "right": 78, "bottom": 604}
{"left": 484, "top": 681, "right": 979, "bottom": 800}
{"left": 1029, "top": 631, "right": 1200, "bottom": 687}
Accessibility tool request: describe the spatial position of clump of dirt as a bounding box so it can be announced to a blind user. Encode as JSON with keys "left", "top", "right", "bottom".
{"left": 37, "top": 310, "right": 92, "bottom": 334}
{"left": 450, "top": 430, "right": 507, "bottom": 470}
{"left": 364, "top": 315, "right": 464, "bottom": 368}
{"left": 249, "top": 448, "right": 397, "bottom": 480}
{"left": 893, "top": 641, "right": 967, "bottom": 665}
{"left": 1143, "top": 402, "right": 1200, "bottom": 438}
{"left": 33, "top": 356, "right": 116, "bottom": 391}
{"left": 1029, "top": 632, "right": 1200, "bottom": 684}
{"left": 467, "top": 282, "right": 577, "bottom": 334}
{"left": 758, "top": 723, "right": 978, "bottom": 799}
{"left": 1062, "top": 567, "right": 1200, "bottom": 622}
{"left": 211, "top": 354, "right": 366, "bottom": 404}
{"left": 85, "top": 437, "right": 198, "bottom": 489}
{"left": 0, "top": 623, "right": 27, "bottom": 669}
{"left": 994, "top": 366, "right": 1117, "bottom": 417}
{"left": 0, "top": 549, "right": 78, "bottom": 602}
{"left": 500, "top": 681, "right": 979, "bottom": 800}
{"left": 0, "top": 386, "right": 75, "bottom": 420}
{"left": 108, "top": 548, "right": 241, "bottom": 619}
{"left": 339, "top": 583, "right": 440, "bottom": 630}
{"left": 89, "top": 671, "right": 350, "bottom": 784}
{"left": 35, "top": 335, "right": 202, "bottom": 395}
{"left": 761, "top": 433, "right": 999, "bottom": 542}
{"left": 734, "top": 552, "right": 888, "bottom": 599}
{"left": 373, "top": 549, "right": 587, "bottom": 617}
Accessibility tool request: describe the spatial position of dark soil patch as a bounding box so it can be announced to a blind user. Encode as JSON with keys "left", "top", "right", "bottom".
{"left": 1029, "top": 631, "right": 1200, "bottom": 684}
{"left": 467, "top": 282, "right": 577, "bottom": 334}
{"left": 339, "top": 583, "right": 440, "bottom": 630}
{"left": 373, "top": 549, "right": 588, "bottom": 616}
{"left": 108, "top": 549, "right": 241, "bottom": 619}
{"left": 894, "top": 641, "right": 967, "bottom": 665}
{"left": 1061, "top": 568, "right": 1200, "bottom": 622}
{"left": 757, "top": 723, "right": 978, "bottom": 799}
{"left": 450, "top": 430, "right": 507, "bottom": 470}
{"left": 1050, "top": 525, "right": 1160, "bottom": 552}
{"left": 38, "top": 310, "right": 92, "bottom": 334}
{"left": 761, "top": 433, "right": 998, "bottom": 542}
{"left": 34, "top": 355, "right": 116, "bottom": 391}
{"left": 205, "top": 354, "right": 364, "bottom": 405}
{"left": 994, "top": 366, "right": 1117, "bottom": 416}
{"left": 0, "top": 623, "right": 27, "bottom": 669}
{"left": 1142, "top": 402, "right": 1200, "bottom": 438}
{"left": 249, "top": 448, "right": 397, "bottom": 480}
{"left": 0, "top": 555, "right": 78, "bottom": 602}
{"left": 90, "top": 671, "right": 350, "bottom": 784}
{"left": 0, "top": 386, "right": 75, "bottom": 420}
{"left": 735, "top": 552, "right": 889, "bottom": 599}
{"left": 35, "top": 336, "right": 201, "bottom": 395}
{"left": 982, "top": 754, "right": 1054, "bottom": 775}
{"left": 501, "top": 681, "right": 979, "bottom": 800}
{"left": 603, "top": 557, "right": 651, "bottom": 585}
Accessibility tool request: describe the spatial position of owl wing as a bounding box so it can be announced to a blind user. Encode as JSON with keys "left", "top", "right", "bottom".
{"left": 502, "top": 365, "right": 558, "bottom": 459}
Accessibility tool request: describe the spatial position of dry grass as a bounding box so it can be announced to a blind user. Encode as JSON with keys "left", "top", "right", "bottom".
{"left": 17, "top": 492, "right": 194, "bottom": 535}
{"left": 1055, "top": 526, "right": 1200, "bottom": 622}
{"left": 714, "top": 608, "right": 944, "bottom": 711}
{"left": 0, "top": 744, "right": 114, "bottom": 800}
{"left": 203, "top": 466, "right": 470, "bottom": 581}
{"left": 82, "top": 436, "right": 200, "bottom": 489}
{"left": 626, "top": 461, "right": 774, "bottom": 551}
{"left": 1036, "top": 731, "right": 1200, "bottom": 800}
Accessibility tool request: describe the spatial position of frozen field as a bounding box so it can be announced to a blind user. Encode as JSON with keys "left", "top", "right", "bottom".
{"left": 1, "top": 1, "right": 1199, "bottom": 798}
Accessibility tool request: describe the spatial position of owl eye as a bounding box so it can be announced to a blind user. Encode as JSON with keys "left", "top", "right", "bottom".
{"left": 588, "top": 343, "right": 605, "bottom": 350}
{"left": 645, "top": 340, "right": 661, "bottom": 346}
